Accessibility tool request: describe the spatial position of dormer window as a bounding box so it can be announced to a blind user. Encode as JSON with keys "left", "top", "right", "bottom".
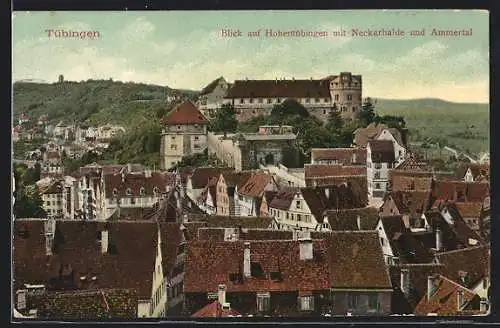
{"left": 126, "top": 188, "right": 132, "bottom": 196}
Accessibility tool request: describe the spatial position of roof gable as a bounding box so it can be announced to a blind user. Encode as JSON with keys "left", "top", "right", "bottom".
{"left": 161, "top": 100, "right": 209, "bottom": 125}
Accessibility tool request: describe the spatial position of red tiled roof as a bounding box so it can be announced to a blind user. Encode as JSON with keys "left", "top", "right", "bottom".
{"left": 396, "top": 155, "right": 433, "bottom": 172}
{"left": 384, "top": 190, "right": 432, "bottom": 218}
{"left": 456, "top": 163, "right": 490, "bottom": 180}
{"left": 104, "top": 172, "right": 177, "bottom": 198}
{"left": 414, "top": 275, "right": 479, "bottom": 316}
{"left": 353, "top": 123, "right": 387, "bottom": 148}
{"left": 192, "top": 300, "right": 241, "bottom": 317}
{"left": 432, "top": 181, "right": 489, "bottom": 203}
{"left": 219, "top": 171, "right": 253, "bottom": 189}
{"left": 368, "top": 140, "right": 395, "bottom": 163}
{"left": 237, "top": 172, "right": 276, "bottom": 198}
{"left": 304, "top": 164, "right": 366, "bottom": 179}
{"left": 454, "top": 202, "right": 483, "bottom": 219}
{"left": 184, "top": 239, "right": 331, "bottom": 293}
{"left": 389, "top": 171, "right": 433, "bottom": 192}
{"left": 325, "top": 207, "right": 380, "bottom": 230}
{"left": 161, "top": 100, "right": 209, "bottom": 125}
{"left": 268, "top": 187, "right": 299, "bottom": 210}
{"left": 311, "top": 148, "right": 367, "bottom": 165}
{"left": 158, "top": 222, "right": 184, "bottom": 280}
{"left": 190, "top": 167, "right": 234, "bottom": 189}
{"left": 13, "top": 219, "right": 159, "bottom": 299}
{"left": 224, "top": 79, "right": 331, "bottom": 99}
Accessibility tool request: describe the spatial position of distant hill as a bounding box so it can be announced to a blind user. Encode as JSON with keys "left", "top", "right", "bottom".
{"left": 375, "top": 98, "right": 489, "bottom": 114}
{"left": 374, "top": 98, "right": 490, "bottom": 155}
{"left": 12, "top": 80, "right": 199, "bottom": 129}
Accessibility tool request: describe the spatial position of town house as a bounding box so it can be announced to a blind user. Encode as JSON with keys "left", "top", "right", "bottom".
{"left": 456, "top": 163, "right": 489, "bottom": 182}
{"left": 310, "top": 148, "right": 367, "bottom": 166}
{"left": 304, "top": 164, "right": 367, "bottom": 189}
{"left": 235, "top": 172, "right": 279, "bottom": 216}
{"left": 184, "top": 230, "right": 393, "bottom": 316}
{"left": 102, "top": 170, "right": 177, "bottom": 220}
{"left": 379, "top": 190, "right": 432, "bottom": 230}
{"left": 13, "top": 219, "right": 169, "bottom": 318}
{"left": 38, "top": 176, "right": 77, "bottom": 220}
{"left": 186, "top": 167, "right": 234, "bottom": 205}
{"left": 353, "top": 123, "right": 407, "bottom": 163}
{"left": 367, "top": 140, "right": 395, "bottom": 198}
{"left": 215, "top": 171, "right": 252, "bottom": 216}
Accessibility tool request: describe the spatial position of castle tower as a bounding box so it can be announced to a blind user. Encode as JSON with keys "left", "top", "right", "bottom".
{"left": 329, "top": 72, "right": 362, "bottom": 120}
{"left": 58, "top": 74, "right": 64, "bottom": 83}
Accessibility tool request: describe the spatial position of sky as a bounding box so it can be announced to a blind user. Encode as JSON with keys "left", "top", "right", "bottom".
{"left": 12, "top": 10, "right": 489, "bottom": 103}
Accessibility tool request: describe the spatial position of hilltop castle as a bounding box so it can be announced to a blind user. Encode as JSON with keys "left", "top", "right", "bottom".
{"left": 197, "top": 72, "right": 362, "bottom": 122}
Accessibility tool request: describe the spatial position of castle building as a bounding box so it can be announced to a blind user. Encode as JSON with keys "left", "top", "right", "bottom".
{"left": 160, "top": 100, "right": 209, "bottom": 170}
{"left": 216, "top": 72, "right": 361, "bottom": 122}
{"left": 196, "top": 76, "right": 231, "bottom": 118}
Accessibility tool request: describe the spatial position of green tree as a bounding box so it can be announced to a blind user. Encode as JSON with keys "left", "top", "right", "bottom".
{"left": 14, "top": 185, "right": 47, "bottom": 218}
{"left": 356, "top": 97, "right": 376, "bottom": 127}
{"left": 325, "top": 105, "right": 343, "bottom": 132}
{"left": 271, "top": 99, "right": 310, "bottom": 118}
{"left": 210, "top": 103, "right": 238, "bottom": 137}
{"left": 23, "top": 163, "right": 41, "bottom": 185}
{"left": 375, "top": 114, "right": 406, "bottom": 129}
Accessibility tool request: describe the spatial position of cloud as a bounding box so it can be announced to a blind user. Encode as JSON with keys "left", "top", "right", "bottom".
{"left": 121, "top": 17, "right": 155, "bottom": 40}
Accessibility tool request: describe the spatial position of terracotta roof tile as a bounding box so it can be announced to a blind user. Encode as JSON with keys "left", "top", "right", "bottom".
{"left": 311, "top": 148, "right": 367, "bottom": 165}
{"left": 190, "top": 167, "right": 234, "bottom": 189}
{"left": 197, "top": 228, "right": 294, "bottom": 241}
{"left": 396, "top": 155, "right": 433, "bottom": 172}
{"left": 353, "top": 123, "right": 389, "bottom": 148}
{"left": 220, "top": 171, "right": 253, "bottom": 189}
{"left": 389, "top": 171, "right": 433, "bottom": 192}
{"left": 224, "top": 79, "right": 332, "bottom": 99}
{"left": 158, "top": 222, "right": 184, "bottom": 280}
{"left": 268, "top": 187, "right": 299, "bottom": 210}
{"left": 184, "top": 239, "right": 331, "bottom": 293}
{"left": 37, "top": 288, "right": 138, "bottom": 319}
{"left": 161, "top": 100, "right": 209, "bottom": 125}
{"left": 454, "top": 202, "right": 483, "bottom": 218}
{"left": 431, "top": 181, "right": 489, "bottom": 203}
{"left": 414, "top": 275, "right": 480, "bottom": 316}
{"left": 104, "top": 172, "right": 177, "bottom": 198}
{"left": 456, "top": 163, "right": 490, "bottom": 180}
{"left": 368, "top": 140, "right": 395, "bottom": 163}
{"left": 304, "top": 164, "right": 366, "bottom": 179}
{"left": 192, "top": 300, "right": 241, "bottom": 317}
{"left": 13, "top": 219, "right": 159, "bottom": 299}
{"left": 383, "top": 190, "right": 432, "bottom": 218}
{"left": 237, "top": 172, "right": 277, "bottom": 198}
{"left": 325, "top": 207, "right": 380, "bottom": 230}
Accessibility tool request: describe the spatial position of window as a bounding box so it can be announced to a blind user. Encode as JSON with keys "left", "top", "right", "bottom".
{"left": 368, "top": 294, "right": 380, "bottom": 311}
{"left": 347, "top": 94, "right": 352, "bottom": 101}
{"left": 323, "top": 110, "right": 327, "bottom": 115}
{"left": 140, "top": 187, "right": 145, "bottom": 196}
{"left": 375, "top": 183, "right": 381, "bottom": 189}
{"left": 315, "top": 98, "right": 320, "bottom": 103}
{"left": 126, "top": 188, "right": 132, "bottom": 196}
{"left": 296, "top": 200, "right": 301, "bottom": 209}
{"left": 267, "top": 98, "right": 272, "bottom": 104}
{"left": 249, "top": 98, "right": 254, "bottom": 104}
{"left": 347, "top": 294, "right": 359, "bottom": 310}
{"left": 324, "top": 98, "right": 329, "bottom": 103}
{"left": 170, "top": 144, "right": 177, "bottom": 150}
{"left": 352, "top": 107, "right": 356, "bottom": 112}
{"left": 131, "top": 197, "right": 135, "bottom": 205}
{"left": 297, "top": 214, "right": 302, "bottom": 221}
{"left": 113, "top": 188, "right": 118, "bottom": 197}
{"left": 286, "top": 213, "right": 289, "bottom": 220}
{"left": 380, "top": 237, "right": 385, "bottom": 246}
{"left": 299, "top": 295, "right": 315, "bottom": 311}
{"left": 334, "top": 94, "right": 339, "bottom": 101}
{"left": 256, "top": 293, "right": 270, "bottom": 312}
{"left": 240, "top": 98, "right": 244, "bottom": 104}
{"left": 277, "top": 98, "right": 281, "bottom": 103}
{"left": 483, "top": 278, "right": 489, "bottom": 289}
{"left": 374, "top": 172, "right": 380, "bottom": 179}
{"left": 305, "top": 98, "right": 310, "bottom": 103}
{"left": 258, "top": 98, "right": 263, "bottom": 103}
{"left": 374, "top": 163, "right": 382, "bottom": 169}
{"left": 194, "top": 136, "right": 199, "bottom": 140}
{"left": 177, "top": 125, "right": 181, "bottom": 130}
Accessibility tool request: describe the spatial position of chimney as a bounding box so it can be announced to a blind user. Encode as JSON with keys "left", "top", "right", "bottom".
{"left": 218, "top": 284, "right": 226, "bottom": 305}
{"left": 299, "top": 231, "right": 313, "bottom": 260}
{"left": 145, "top": 169, "right": 152, "bottom": 178}
{"left": 101, "top": 230, "right": 109, "bottom": 253}
{"left": 356, "top": 215, "right": 361, "bottom": 230}
{"left": 243, "top": 242, "right": 251, "bottom": 278}
{"left": 402, "top": 215, "right": 410, "bottom": 229}
{"left": 480, "top": 298, "right": 488, "bottom": 312}
{"left": 324, "top": 188, "right": 330, "bottom": 200}
{"left": 121, "top": 173, "right": 125, "bottom": 183}
{"left": 457, "top": 290, "right": 465, "bottom": 311}
{"left": 435, "top": 228, "right": 442, "bottom": 251}
{"left": 400, "top": 269, "right": 410, "bottom": 295}
{"left": 427, "top": 275, "right": 438, "bottom": 300}
{"left": 127, "top": 163, "right": 132, "bottom": 173}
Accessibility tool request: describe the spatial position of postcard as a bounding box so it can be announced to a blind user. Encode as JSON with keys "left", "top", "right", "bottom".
{"left": 12, "top": 9, "right": 490, "bottom": 320}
